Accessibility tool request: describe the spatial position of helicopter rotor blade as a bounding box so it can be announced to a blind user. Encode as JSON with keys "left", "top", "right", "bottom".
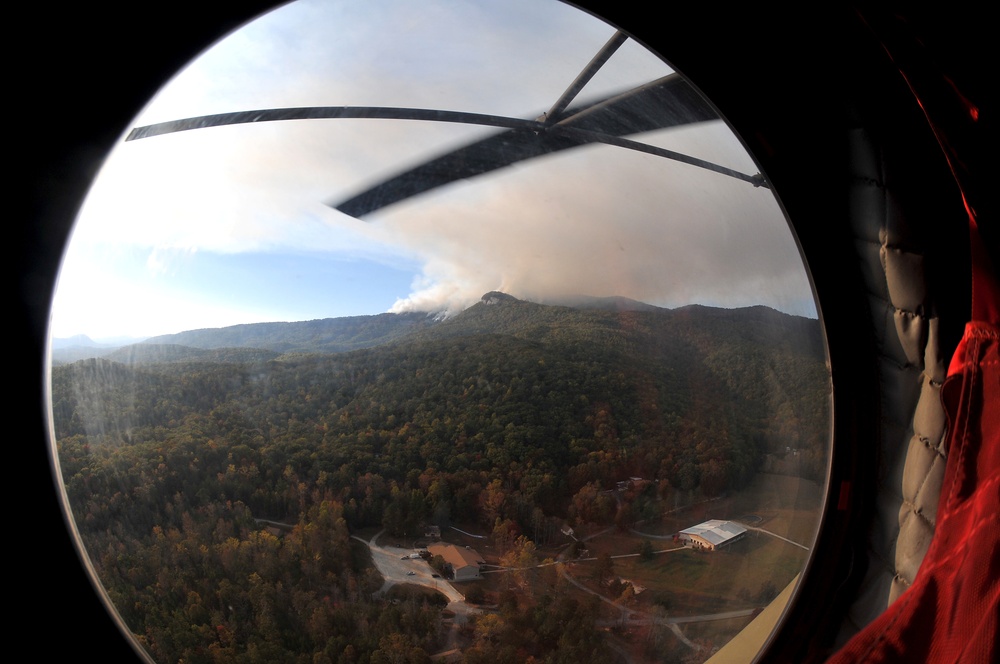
{"left": 331, "top": 74, "right": 735, "bottom": 217}
{"left": 127, "top": 74, "right": 760, "bottom": 219}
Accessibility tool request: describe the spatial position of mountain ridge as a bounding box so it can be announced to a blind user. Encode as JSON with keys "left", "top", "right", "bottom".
{"left": 50, "top": 294, "right": 822, "bottom": 365}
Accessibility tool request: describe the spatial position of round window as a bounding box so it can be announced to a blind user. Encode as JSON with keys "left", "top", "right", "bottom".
{"left": 48, "top": 2, "right": 832, "bottom": 662}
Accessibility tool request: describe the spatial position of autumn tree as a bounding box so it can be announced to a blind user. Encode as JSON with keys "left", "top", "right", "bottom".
{"left": 499, "top": 535, "right": 537, "bottom": 591}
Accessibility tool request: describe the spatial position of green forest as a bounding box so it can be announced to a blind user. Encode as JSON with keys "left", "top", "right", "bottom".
{"left": 52, "top": 297, "right": 830, "bottom": 663}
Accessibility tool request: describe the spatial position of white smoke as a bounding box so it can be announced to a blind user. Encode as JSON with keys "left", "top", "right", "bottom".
{"left": 368, "top": 123, "right": 816, "bottom": 318}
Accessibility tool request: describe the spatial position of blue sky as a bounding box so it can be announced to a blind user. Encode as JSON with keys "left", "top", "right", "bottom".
{"left": 49, "top": 0, "right": 818, "bottom": 341}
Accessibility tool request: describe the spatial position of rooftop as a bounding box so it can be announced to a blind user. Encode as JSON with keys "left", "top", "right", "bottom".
{"left": 680, "top": 519, "right": 747, "bottom": 547}
{"left": 428, "top": 543, "right": 485, "bottom": 568}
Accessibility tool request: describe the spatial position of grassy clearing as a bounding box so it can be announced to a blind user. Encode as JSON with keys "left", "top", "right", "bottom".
{"left": 620, "top": 537, "right": 805, "bottom": 605}
{"left": 567, "top": 473, "right": 818, "bottom": 617}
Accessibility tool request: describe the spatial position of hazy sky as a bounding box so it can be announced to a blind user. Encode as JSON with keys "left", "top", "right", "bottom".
{"left": 49, "top": 0, "right": 817, "bottom": 341}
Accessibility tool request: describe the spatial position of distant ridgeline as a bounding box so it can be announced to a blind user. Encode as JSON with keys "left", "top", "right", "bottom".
{"left": 50, "top": 294, "right": 829, "bottom": 661}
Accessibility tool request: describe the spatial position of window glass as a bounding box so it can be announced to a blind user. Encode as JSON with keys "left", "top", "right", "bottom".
{"left": 48, "top": 1, "right": 832, "bottom": 662}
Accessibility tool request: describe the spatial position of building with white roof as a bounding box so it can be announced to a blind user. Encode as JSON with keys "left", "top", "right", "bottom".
{"left": 679, "top": 519, "right": 747, "bottom": 551}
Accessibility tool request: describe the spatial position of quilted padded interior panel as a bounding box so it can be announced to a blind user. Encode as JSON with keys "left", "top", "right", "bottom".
{"left": 837, "top": 125, "right": 950, "bottom": 640}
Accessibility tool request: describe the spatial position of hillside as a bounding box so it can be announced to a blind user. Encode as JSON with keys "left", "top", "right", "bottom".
{"left": 49, "top": 294, "right": 830, "bottom": 663}
{"left": 142, "top": 311, "right": 438, "bottom": 353}
{"left": 53, "top": 295, "right": 829, "bottom": 485}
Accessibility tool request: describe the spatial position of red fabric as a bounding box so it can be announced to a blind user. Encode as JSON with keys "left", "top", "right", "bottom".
{"left": 828, "top": 12, "right": 999, "bottom": 661}
{"left": 829, "top": 80, "right": 998, "bottom": 661}
{"left": 828, "top": 319, "right": 999, "bottom": 663}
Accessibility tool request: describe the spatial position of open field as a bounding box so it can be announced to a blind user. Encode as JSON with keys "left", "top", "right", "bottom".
{"left": 617, "top": 537, "right": 804, "bottom": 609}
{"left": 564, "top": 473, "right": 821, "bottom": 618}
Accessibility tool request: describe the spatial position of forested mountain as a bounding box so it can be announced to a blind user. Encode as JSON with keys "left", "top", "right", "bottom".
{"left": 142, "top": 311, "right": 439, "bottom": 354}
{"left": 50, "top": 295, "right": 829, "bottom": 662}
{"left": 50, "top": 311, "right": 439, "bottom": 364}
{"left": 102, "top": 344, "right": 282, "bottom": 365}
{"left": 50, "top": 333, "right": 100, "bottom": 349}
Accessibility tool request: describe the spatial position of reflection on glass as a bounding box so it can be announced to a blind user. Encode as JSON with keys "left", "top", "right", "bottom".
{"left": 48, "top": 1, "right": 831, "bottom": 662}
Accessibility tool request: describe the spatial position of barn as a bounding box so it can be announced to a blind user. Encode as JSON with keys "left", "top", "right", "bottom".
{"left": 679, "top": 519, "right": 747, "bottom": 551}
